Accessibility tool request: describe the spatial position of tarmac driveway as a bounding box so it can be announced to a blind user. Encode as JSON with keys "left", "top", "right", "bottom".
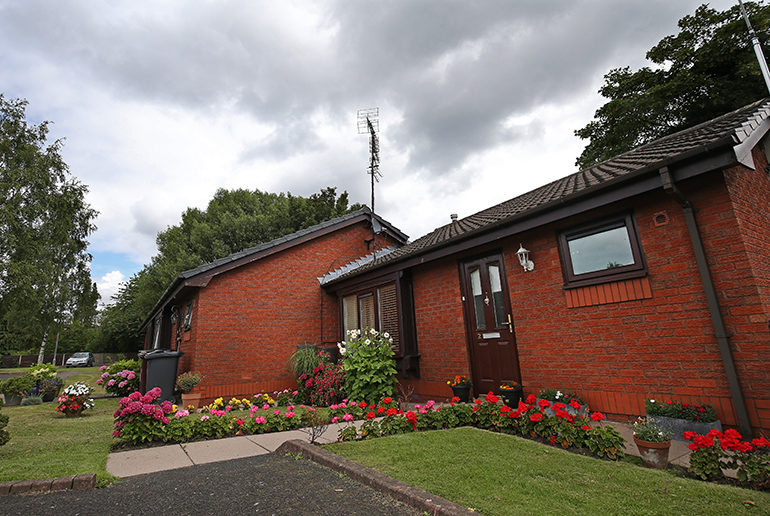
{"left": 0, "top": 453, "right": 423, "bottom": 516}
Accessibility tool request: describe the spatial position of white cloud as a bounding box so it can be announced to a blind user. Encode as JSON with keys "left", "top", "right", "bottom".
{"left": 96, "top": 271, "right": 126, "bottom": 306}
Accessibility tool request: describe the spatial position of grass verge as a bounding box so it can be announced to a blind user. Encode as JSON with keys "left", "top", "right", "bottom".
{"left": 0, "top": 397, "right": 120, "bottom": 486}
{"left": 323, "top": 427, "right": 770, "bottom": 516}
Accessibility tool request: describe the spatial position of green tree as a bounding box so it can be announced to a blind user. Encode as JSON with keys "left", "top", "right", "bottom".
{"left": 97, "top": 187, "right": 362, "bottom": 352}
{"left": 575, "top": 1, "right": 770, "bottom": 169}
{"left": 0, "top": 95, "right": 98, "bottom": 360}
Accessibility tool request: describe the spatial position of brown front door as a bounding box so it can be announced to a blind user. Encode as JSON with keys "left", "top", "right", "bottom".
{"left": 461, "top": 254, "right": 521, "bottom": 396}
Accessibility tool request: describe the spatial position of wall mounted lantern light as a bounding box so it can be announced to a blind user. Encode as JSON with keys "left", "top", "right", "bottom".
{"left": 170, "top": 305, "right": 180, "bottom": 325}
{"left": 516, "top": 244, "right": 534, "bottom": 272}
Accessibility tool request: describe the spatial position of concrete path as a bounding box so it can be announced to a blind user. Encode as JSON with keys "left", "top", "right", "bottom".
{"left": 107, "top": 420, "right": 694, "bottom": 478}
{"left": 106, "top": 423, "right": 353, "bottom": 477}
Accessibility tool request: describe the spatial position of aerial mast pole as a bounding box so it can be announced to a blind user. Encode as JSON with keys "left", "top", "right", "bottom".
{"left": 738, "top": 0, "right": 770, "bottom": 94}
{"left": 357, "top": 107, "right": 381, "bottom": 256}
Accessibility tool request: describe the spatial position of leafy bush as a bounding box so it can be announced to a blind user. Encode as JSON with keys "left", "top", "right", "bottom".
{"left": 296, "top": 352, "right": 344, "bottom": 407}
{"left": 21, "top": 394, "right": 43, "bottom": 406}
{"left": 175, "top": 371, "right": 203, "bottom": 393}
{"left": 97, "top": 359, "right": 140, "bottom": 397}
{"left": 289, "top": 346, "right": 321, "bottom": 378}
{"left": 645, "top": 398, "right": 718, "bottom": 423}
{"left": 685, "top": 429, "right": 770, "bottom": 489}
{"left": 339, "top": 328, "right": 396, "bottom": 405}
{"left": 0, "top": 374, "right": 35, "bottom": 397}
{"left": 28, "top": 363, "right": 58, "bottom": 383}
{"left": 0, "top": 399, "right": 9, "bottom": 446}
{"left": 112, "top": 388, "right": 174, "bottom": 443}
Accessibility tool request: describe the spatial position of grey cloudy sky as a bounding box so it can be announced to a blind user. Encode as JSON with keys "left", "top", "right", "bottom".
{"left": 0, "top": 0, "right": 739, "bottom": 303}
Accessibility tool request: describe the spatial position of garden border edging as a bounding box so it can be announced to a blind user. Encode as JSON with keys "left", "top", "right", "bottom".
{"left": 277, "top": 439, "right": 480, "bottom": 516}
{"left": 0, "top": 473, "right": 96, "bottom": 496}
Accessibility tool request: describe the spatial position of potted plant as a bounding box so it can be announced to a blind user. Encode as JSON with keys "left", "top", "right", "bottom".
{"left": 632, "top": 416, "right": 673, "bottom": 469}
{"left": 55, "top": 382, "right": 95, "bottom": 417}
{"left": 176, "top": 371, "right": 204, "bottom": 410}
{"left": 0, "top": 375, "right": 36, "bottom": 406}
{"left": 38, "top": 378, "right": 63, "bottom": 402}
{"left": 499, "top": 380, "right": 523, "bottom": 408}
{"left": 645, "top": 398, "right": 721, "bottom": 440}
{"left": 447, "top": 375, "right": 472, "bottom": 403}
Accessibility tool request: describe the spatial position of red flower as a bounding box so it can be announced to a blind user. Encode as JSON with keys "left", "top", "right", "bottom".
{"left": 382, "top": 397, "right": 392, "bottom": 404}
{"left": 376, "top": 406, "right": 385, "bottom": 414}
{"left": 485, "top": 392, "right": 499, "bottom": 404}
{"left": 359, "top": 401, "right": 367, "bottom": 407}
{"left": 451, "top": 396, "right": 460, "bottom": 403}
{"left": 405, "top": 410, "right": 417, "bottom": 429}
{"left": 500, "top": 405, "right": 511, "bottom": 413}
{"left": 683, "top": 431, "right": 697, "bottom": 441}
{"left": 581, "top": 425, "right": 591, "bottom": 431}
{"left": 549, "top": 435, "right": 557, "bottom": 445}
{"left": 537, "top": 399, "right": 551, "bottom": 410}
{"left": 590, "top": 412, "right": 604, "bottom": 422}
{"left": 386, "top": 408, "right": 397, "bottom": 417}
{"left": 554, "top": 409, "right": 568, "bottom": 419}
{"left": 526, "top": 394, "right": 537, "bottom": 404}
{"left": 366, "top": 411, "right": 376, "bottom": 420}
{"left": 236, "top": 418, "right": 244, "bottom": 426}
{"left": 530, "top": 412, "right": 543, "bottom": 422}
{"left": 569, "top": 400, "right": 582, "bottom": 411}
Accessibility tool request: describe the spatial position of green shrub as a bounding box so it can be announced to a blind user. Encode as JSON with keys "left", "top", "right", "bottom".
{"left": 339, "top": 328, "right": 396, "bottom": 405}
{"left": 97, "top": 359, "right": 140, "bottom": 397}
{"left": 0, "top": 399, "right": 9, "bottom": 446}
{"left": 0, "top": 374, "right": 35, "bottom": 397}
{"left": 289, "top": 346, "right": 321, "bottom": 378}
{"left": 21, "top": 394, "right": 43, "bottom": 406}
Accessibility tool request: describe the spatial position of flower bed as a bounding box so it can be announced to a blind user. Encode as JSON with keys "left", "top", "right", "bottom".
{"left": 685, "top": 428, "right": 770, "bottom": 490}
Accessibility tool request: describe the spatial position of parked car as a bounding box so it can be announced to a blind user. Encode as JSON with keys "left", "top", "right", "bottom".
{"left": 65, "top": 352, "right": 95, "bottom": 368}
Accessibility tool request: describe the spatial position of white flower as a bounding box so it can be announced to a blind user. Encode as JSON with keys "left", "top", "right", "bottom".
{"left": 364, "top": 339, "right": 371, "bottom": 345}
{"left": 383, "top": 332, "right": 390, "bottom": 338}
{"left": 649, "top": 399, "right": 655, "bottom": 404}
{"left": 369, "top": 328, "right": 377, "bottom": 335}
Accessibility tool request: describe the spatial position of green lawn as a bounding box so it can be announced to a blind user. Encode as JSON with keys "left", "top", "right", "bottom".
{"left": 324, "top": 427, "right": 770, "bottom": 516}
{"left": 0, "top": 397, "right": 120, "bottom": 486}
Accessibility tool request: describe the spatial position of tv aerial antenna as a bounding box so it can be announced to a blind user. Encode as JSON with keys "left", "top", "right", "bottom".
{"left": 357, "top": 108, "right": 381, "bottom": 213}
{"left": 358, "top": 107, "right": 382, "bottom": 256}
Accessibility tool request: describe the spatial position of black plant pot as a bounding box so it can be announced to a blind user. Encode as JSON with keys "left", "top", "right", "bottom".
{"left": 500, "top": 389, "right": 522, "bottom": 408}
{"left": 451, "top": 385, "right": 471, "bottom": 403}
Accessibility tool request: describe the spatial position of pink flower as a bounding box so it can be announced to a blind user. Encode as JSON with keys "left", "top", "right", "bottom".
{"left": 285, "top": 412, "right": 295, "bottom": 418}
{"left": 342, "top": 413, "right": 354, "bottom": 422}
{"left": 200, "top": 415, "right": 210, "bottom": 421}
{"left": 175, "top": 410, "right": 190, "bottom": 418}
{"left": 101, "top": 372, "right": 110, "bottom": 379}
{"left": 262, "top": 404, "right": 270, "bottom": 410}
{"left": 273, "top": 410, "right": 282, "bottom": 416}
{"left": 287, "top": 405, "right": 295, "bottom": 411}
{"left": 331, "top": 416, "right": 340, "bottom": 423}
{"left": 100, "top": 366, "right": 107, "bottom": 371}
{"left": 107, "top": 380, "right": 116, "bottom": 386}
{"left": 254, "top": 416, "right": 266, "bottom": 424}
{"left": 118, "top": 381, "right": 128, "bottom": 388}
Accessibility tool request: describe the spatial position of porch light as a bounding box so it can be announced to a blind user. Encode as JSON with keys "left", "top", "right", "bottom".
{"left": 170, "top": 305, "right": 180, "bottom": 325}
{"left": 516, "top": 244, "right": 534, "bottom": 272}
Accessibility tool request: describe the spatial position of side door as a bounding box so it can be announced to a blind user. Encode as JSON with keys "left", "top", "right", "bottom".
{"left": 460, "top": 254, "right": 521, "bottom": 395}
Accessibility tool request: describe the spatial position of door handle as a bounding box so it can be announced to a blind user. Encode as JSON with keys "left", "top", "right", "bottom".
{"left": 507, "top": 314, "right": 513, "bottom": 333}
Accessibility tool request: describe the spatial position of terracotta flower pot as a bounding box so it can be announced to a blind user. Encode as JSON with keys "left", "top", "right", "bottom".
{"left": 181, "top": 392, "right": 202, "bottom": 411}
{"left": 633, "top": 435, "right": 671, "bottom": 469}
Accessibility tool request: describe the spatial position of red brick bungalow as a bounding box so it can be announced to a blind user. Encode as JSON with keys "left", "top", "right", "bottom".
{"left": 139, "top": 208, "right": 408, "bottom": 402}
{"left": 143, "top": 100, "right": 770, "bottom": 437}
{"left": 321, "top": 99, "right": 770, "bottom": 437}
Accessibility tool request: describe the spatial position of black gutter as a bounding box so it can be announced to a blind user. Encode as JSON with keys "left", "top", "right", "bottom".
{"left": 659, "top": 167, "right": 753, "bottom": 437}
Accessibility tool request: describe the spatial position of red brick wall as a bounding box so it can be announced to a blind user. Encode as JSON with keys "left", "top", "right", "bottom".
{"left": 405, "top": 164, "right": 770, "bottom": 433}
{"left": 180, "top": 221, "right": 400, "bottom": 403}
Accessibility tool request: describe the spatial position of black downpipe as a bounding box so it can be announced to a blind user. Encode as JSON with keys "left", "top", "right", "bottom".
{"left": 659, "top": 167, "right": 753, "bottom": 437}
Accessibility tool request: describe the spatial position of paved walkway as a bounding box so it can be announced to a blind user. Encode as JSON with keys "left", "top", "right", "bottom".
{"left": 106, "top": 420, "right": 694, "bottom": 478}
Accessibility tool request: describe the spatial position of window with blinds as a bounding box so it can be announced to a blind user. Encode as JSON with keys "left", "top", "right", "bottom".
{"left": 342, "top": 282, "right": 401, "bottom": 353}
